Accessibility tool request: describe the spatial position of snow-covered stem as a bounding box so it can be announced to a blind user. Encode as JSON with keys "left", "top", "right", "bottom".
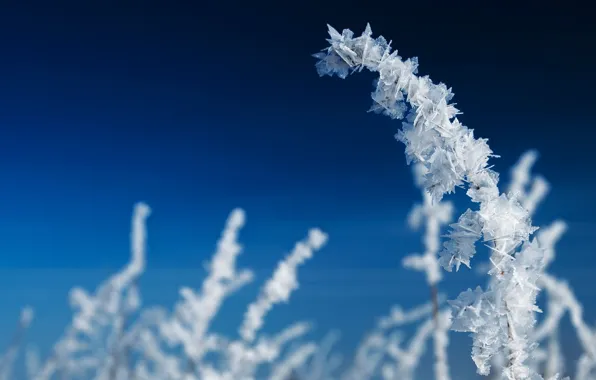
{"left": 488, "top": 150, "right": 551, "bottom": 377}
{"left": 31, "top": 202, "right": 150, "bottom": 380}
{"left": 342, "top": 302, "right": 430, "bottom": 380}
{"left": 539, "top": 274, "right": 596, "bottom": 360}
{"left": 379, "top": 299, "right": 440, "bottom": 330}
{"left": 315, "top": 24, "right": 543, "bottom": 379}
{"left": 382, "top": 318, "right": 434, "bottom": 380}
{"left": 268, "top": 343, "right": 317, "bottom": 380}
{"left": 544, "top": 329, "right": 564, "bottom": 380}
{"left": 0, "top": 307, "right": 34, "bottom": 380}
{"left": 433, "top": 311, "right": 452, "bottom": 380}
{"left": 576, "top": 353, "right": 595, "bottom": 380}
{"left": 218, "top": 322, "right": 312, "bottom": 380}
{"left": 507, "top": 153, "right": 570, "bottom": 378}
{"left": 507, "top": 150, "right": 549, "bottom": 218}
{"left": 159, "top": 208, "right": 254, "bottom": 369}
{"left": 404, "top": 163, "right": 453, "bottom": 287}
{"left": 344, "top": 301, "right": 439, "bottom": 380}
{"left": 297, "top": 331, "right": 342, "bottom": 380}
{"left": 239, "top": 228, "right": 328, "bottom": 342}
{"left": 341, "top": 331, "right": 387, "bottom": 380}
{"left": 221, "top": 224, "right": 327, "bottom": 379}
{"left": 403, "top": 163, "right": 453, "bottom": 380}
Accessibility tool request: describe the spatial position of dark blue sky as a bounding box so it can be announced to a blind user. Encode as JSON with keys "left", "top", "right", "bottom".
{"left": 0, "top": 1, "right": 595, "bottom": 377}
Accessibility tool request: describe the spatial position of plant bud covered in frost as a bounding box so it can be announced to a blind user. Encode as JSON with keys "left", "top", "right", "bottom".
{"left": 315, "top": 24, "right": 545, "bottom": 379}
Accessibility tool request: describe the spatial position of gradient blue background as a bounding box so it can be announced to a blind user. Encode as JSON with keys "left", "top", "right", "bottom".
{"left": 0, "top": 1, "right": 594, "bottom": 378}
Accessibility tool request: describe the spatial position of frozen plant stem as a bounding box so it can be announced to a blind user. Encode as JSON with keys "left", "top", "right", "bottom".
{"left": 314, "top": 25, "right": 544, "bottom": 380}
{"left": 31, "top": 202, "right": 151, "bottom": 380}
{"left": 404, "top": 163, "right": 453, "bottom": 380}
{"left": 0, "top": 307, "right": 33, "bottom": 380}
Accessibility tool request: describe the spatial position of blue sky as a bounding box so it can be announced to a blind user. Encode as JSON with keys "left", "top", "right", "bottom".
{"left": 0, "top": 1, "right": 595, "bottom": 378}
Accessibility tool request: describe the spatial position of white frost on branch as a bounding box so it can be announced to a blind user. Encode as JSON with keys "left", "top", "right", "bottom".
{"left": 30, "top": 202, "right": 151, "bottom": 380}
{"left": 341, "top": 331, "right": 387, "bottom": 380}
{"left": 538, "top": 274, "right": 596, "bottom": 379}
{"left": 343, "top": 301, "right": 446, "bottom": 380}
{"left": 134, "top": 209, "right": 326, "bottom": 380}
{"left": 159, "top": 208, "right": 254, "bottom": 365}
{"left": 267, "top": 343, "right": 317, "bottom": 380}
{"left": 382, "top": 318, "right": 434, "bottom": 380}
{"left": 239, "top": 228, "right": 328, "bottom": 343}
{"left": 378, "top": 300, "right": 439, "bottom": 330}
{"left": 433, "top": 310, "right": 452, "bottom": 380}
{"left": 403, "top": 163, "right": 453, "bottom": 380}
{"left": 507, "top": 150, "right": 549, "bottom": 217}
{"left": 315, "top": 24, "right": 544, "bottom": 379}
{"left": 296, "top": 331, "right": 343, "bottom": 380}
{"left": 0, "top": 307, "right": 34, "bottom": 380}
{"left": 403, "top": 163, "right": 453, "bottom": 285}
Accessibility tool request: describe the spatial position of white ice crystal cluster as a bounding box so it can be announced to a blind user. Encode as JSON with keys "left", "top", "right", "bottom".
{"left": 315, "top": 24, "right": 546, "bottom": 379}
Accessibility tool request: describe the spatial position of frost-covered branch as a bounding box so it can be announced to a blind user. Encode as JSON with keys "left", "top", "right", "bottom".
{"left": 239, "top": 228, "right": 328, "bottom": 342}
{"left": 296, "top": 331, "right": 343, "bottom": 380}
{"left": 31, "top": 202, "right": 151, "bottom": 380}
{"left": 382, "top": 318, "right": 433, "bottom": 380}
{"left": 341, "top": 331, "right": 387, "bottom": 380}
{"left": 507, "top": 151, "right": 549, "bottom": 216}
{"left": 539, "top": 275, "right": 596, "bottom": 363}
{"left": 403, "top": 163, "right": 453, "bottom": 380}
{"left": 139, "top": 209, "right": 327, "bottom": 380}
{"left": 378, "top": 300, "right": 440, "bottom": 330}
{"left": 159, "top": 208, "right": 253, "bottom": 369}
{"left": 485, "top": 150, "right": 551, "bottom": 378}
{"left": 215, "top": 227, "right": 327, "bottom": 380}
{"left": 0, "top": 307, "right": 34, "bottom": 380}
{"left": 216, "top": 322, "right": 312, "bottom": 380}
{"left": 315, "top": 24, "right": 545, "bottom": 379}
{"left": 343, "top": 301, "right": 442, "bottom": 380}
{"left": 268, "top": 343, "right": 317, "bottom": 380}
{"left": 404, "top": 163, "right": 453, "bottom": 287}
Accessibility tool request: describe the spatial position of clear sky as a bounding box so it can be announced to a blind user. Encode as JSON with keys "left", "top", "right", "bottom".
{"left": 0, "top": 1, "right": 595, "bottom": 378}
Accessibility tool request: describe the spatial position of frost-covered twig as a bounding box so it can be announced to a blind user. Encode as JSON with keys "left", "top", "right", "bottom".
{"left": 240, "top": 228, "right": 328, "bottom": 342}
{"left": 383, "top": 312, "right": 452, "bottom": 380}
{"left": 404, "top": 163, "right": 453, "bottom": 288}
{"left": 0, "top": 307, "right": 34, "bottom": 380}
{"left": 539, "top": 274, "right": 596, "bottom": 371}
{"left": 341, "top": 331, "right": 387, "bottom": 380}
{"left": 343, "top": 301, "right": 440, "bottom": 380}
{"left": 159, "top": 208, "right": 253, "bottom": 370}
{"left": 268, "top": 343, "right": 317, "bottom": 380}
{"left": 142, "top": 209, "right": 327, "bottom": 380}
{"left": 403, "top": 163, "right": 453, "bottom": 380}
{"left": 217, "top": 322, "right": 313, "bottom": 380}
{"left": 485, "top": 150, "right": 551, "bottom": 378}
{"left": 219, "top": 227, "right": 327, "bottom": 380}
{"left": 315, "top": 24, "right": 546, "bottom": 379}
{"left": 296, "top": 331, "right": 343, "bottom": 380}
{"left": 382, "top": 317, "right": 434, "bottom": 380}
{"left": 31, "top": 202, "right": 151, "bottom": 380}
{"left": 379, "top": 300, "right": 440, "bottom": 330}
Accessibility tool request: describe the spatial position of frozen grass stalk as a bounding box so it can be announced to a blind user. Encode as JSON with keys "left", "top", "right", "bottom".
{"left": 314, "top": 24, "right": 550, "bottom": 380}
{"left": 0, "top": 307, "right": 34, "bottom": 380}
{"left": 404, "top": 163, "right": 453, "bottom": 380}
